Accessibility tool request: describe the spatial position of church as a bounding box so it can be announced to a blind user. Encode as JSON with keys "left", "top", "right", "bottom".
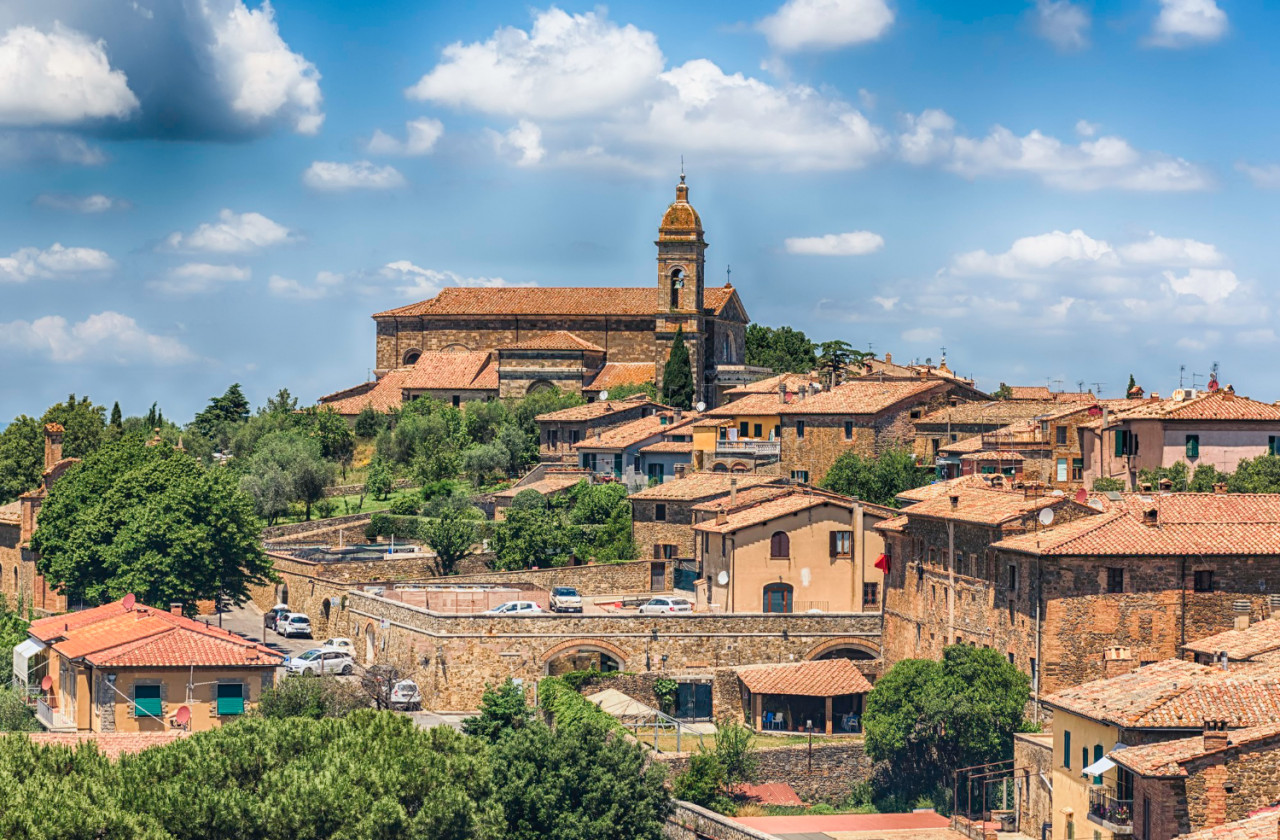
{"left": 321, "top": 176, "right": 761, "bottom": 416}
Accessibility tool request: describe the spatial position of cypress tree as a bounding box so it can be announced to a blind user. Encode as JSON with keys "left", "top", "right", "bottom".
{"left": 662, "top": 326, "right": 694, "bottom": 410}
{"left": 109, "top": 402, "right": 123, "bottom": 429}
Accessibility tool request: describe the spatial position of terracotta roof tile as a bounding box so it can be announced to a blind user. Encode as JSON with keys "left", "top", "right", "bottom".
{"left": 1185, "top": 618, "right": 1280, "bottom": 661}
{"left": 320, "top": 352, "right": 497, "bottom": 415}
{"left": 708, "top": 379, "right": 943, "bottom": 418}
{"left": 536, "top": 395, "right": 659, "bottom": 422}
{"left": 0, "top": 500, "right": 20, "bottom": 524}
{"left": 691, "top": 484, "right": 793, "bottom": 512}
{"left": 876, "top": 515, "right": 909, "bottom": 533}
{"left": 1094, "top": 391, "right": 1280, "bottom": 424}
{"left": 961, "top": 451, "right": 1025, "bottom": 462}
{"left": 585, "top": 362, "right": 654, "bottom": 392}
{"left": 373, "top": 285, "right": 738, "bottom": 318}
{"left": 574, "top": 413, "right": 696, "bottom": 451}
{"left": 938, "top": 435, "right": 987, "bottom": 455}
{"left": 499, "top": 331, "right": 605, "bottom": 352}
{"left": 917, "top": 400, "right": 1063, "bottom": 426}
{"left": 493, "top": 472, "right": 589, "bottom": 499}
{"left": 898, "top": 487, "right": 1069, "bottom": 527}
{"left": 21, "top": 731, "right": 189, "bottom": 760}
{"left": 895, "top": 474, "right": 992, "bottom": 503}
{"left": 725, "top": 372, "right": 818, "bottom": 397}
{"left": 694, "top": 491, "right": 853, "bottom": 534}
{"left": 1174, "top": 812, "right": 1280, "bottom": 840}
{"left": 629, "top": 474, "right": 785, "bottom": 501}
{"left": 638, "top": 439, "right": 694, "bottom": 454}
{"left": 1114, "top": 722, "right": 1280, "bottom": 777}
{"left": 736, "top": 659, "right": 873, "bottom": 697}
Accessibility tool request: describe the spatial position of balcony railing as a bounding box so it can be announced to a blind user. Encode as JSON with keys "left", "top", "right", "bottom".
{"left": 715, "top": 440, "right": 780, "bottom": 457}
{"left": 1088, "top": 788, "right": 1133, "bottom": 834}
{"left": 35, "top": 697, "right": 76, "bottom": 732}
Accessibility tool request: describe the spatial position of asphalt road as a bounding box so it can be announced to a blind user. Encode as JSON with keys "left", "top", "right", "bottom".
{"left": 201, "top": 601, "right": 319, "bottom": 659}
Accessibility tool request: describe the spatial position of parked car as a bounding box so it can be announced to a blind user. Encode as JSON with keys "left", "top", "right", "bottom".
{"left": 277, "top": 613, "right": 312, "bottom": 638}
{"left": 320, "top": 637, "right": 354, "bottom": 653}
{"left": 550, "top": 586, "right": 583, "bottom": 613}
{"left": 482, "top": 601, "right": 544, "bottom": 616}
{"left": 389, "top": 679, "right": 422, "bottom": 711}
{"left": 284, "top": 648, "right": 354, "bottom": 676}
{"left": 637, "top": 597, "right": 693, "bottom": 615}
{"left": 264, "top": 606, "right": 289, "bottom": 631}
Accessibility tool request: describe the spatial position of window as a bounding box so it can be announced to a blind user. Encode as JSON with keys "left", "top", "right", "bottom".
{"left": 844, "top": 421, "right": 854, "bottom": 441}
{"left": 790, "top": 470, "right": 809, "bottom": 483}
{"left": 1194, "top": 570, "right": 1214, "bottom": 592}
{"left": 739, "top": 421, "right": 749, "bottom": 438}
{"left": 582, "top": 453, "right": 597, "bottom": 472}
{"left": 1186, "top": 434, "right": 1200, "bottom": 459}
{"left": 661, "top": 545, "right": 678, "bottom": 560}
{"left": 569, "top": 430, "right": 580, "bottom": 444}
{"left": 1056, "top": 425, "right": 1068, "bottom": 445}
{"left": 1072, "top": 458, "right": 1084, "bottom": 481}
{"left": 719, "top": 427, "right": 728, "bottom": 441}
{"left": 133, "top": 684, "right": 162, "bottom": 718}
{"left": 1057, "top": 458, "right": 1068, "bottom": 482}
{"left": 770, "top": 531, "right": 790, "bottom": 558}
{"left": 796, "top": 420, "right": 805, "bottom": 439}
{"left": 1064, "top": 730, "right": 1072, "bottom": 769}
{"left": 1008, "top": 652, "right": 1015, "bottom": 665}
{"left": 451, "top": 395, "right": 461, "bottom": 408}
{"left": 1093, "top": 744, "right": 1104, "bottom": 785}
{"left": 1271, "top": 436, "right": 1280, "bottom": 456}
{"left": 753, "top": 423, "right": 763, "bottom": 438}
{"left": 862, "top": 582, "right": 879, "bottom": 607}
{"left": 1114, "top": 429, "right": 1133, "bottom": 457}
{"left": 763, "top": 583, "right": 793, "bottom": 613}
{"left": 1008, "top": 564, "right": 1019, "bottom": 593}
{"left": 1082, "top": 747, "right": 1089, "bottom": 775}
{"left": 830, "top": 531, "right": 852, "bottom": 557}
{"left": 547, "top": 429, "right": 559, "bottom": 448}
{"left": 655, "top": 503, "right": 666, "bottom": 522}
{"left": 217, "top": 683, "right": 245, "bottom": 716}
{"left": 648, "top": 463, "right": 665, "bottom": 482}
{"left": 1107, "top": 567, "right": 1124, "bottom": 594}
{"left": 702, "top": 533, "right": 709, "bottom": 554}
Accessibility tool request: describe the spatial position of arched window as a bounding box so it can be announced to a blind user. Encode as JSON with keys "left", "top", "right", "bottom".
{"left": 763, "top": 583, "right": 793, "bottom": 613}
{"left": 403, "top": 349, "right": 422, "bottom": 366}
{"left": 669, "top": 268, "right": 684, "bottom": 309}
{"left": 770, "top": 531, "right": 790, "bottom": 559}
{"left": 722, "top": 334, "right": 732, "bottom": 362}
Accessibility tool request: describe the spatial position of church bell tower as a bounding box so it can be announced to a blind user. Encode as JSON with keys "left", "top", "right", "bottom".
{"left": 655, "top": 174, "right": 707, "bottom": 405}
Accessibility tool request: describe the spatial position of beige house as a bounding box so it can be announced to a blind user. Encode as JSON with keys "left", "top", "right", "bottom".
{"left": 693, "top": 488, "right": 889, "bottom": 616}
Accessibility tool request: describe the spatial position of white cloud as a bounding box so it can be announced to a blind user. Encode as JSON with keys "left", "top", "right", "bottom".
{"left": 1149, "top": 0, "right": 1227, "bottom": 47}
{"left": 0, "top": 311, "right": 193, "bottom": 364}
{"left": 1032, "top": 0, "right": 1090, "bottom": 51}
{"left": 1163, "top": 268, "right": 1238, "bottom": 304}
{"left": 152, "top": 262, "right": 250, "bottom": 294}
{"left": 302, "top": 160, "right": 405, "bottom": 191}
{"left": 0, "top": 24, "right": 138, "bottom": 126}
{"left": 785, "top": 230, "right": 884, "bottom": 256}
{"left": 407, "top": 7, "right": 663, "bottom": 119}
{"left": 902, "top": 327, "right": 941, "bottom": 343}
{"left": 1075, "top": 119, "right": 1098, "bottom": 137}
{"left": 897, "top": 109, "right": 1212, "bottom": 191}
{"left": 872, "top": 295, "right": 898, "bottom": 310}
{"left": 366, "top": 117, "right": 444, "bottom": 156}
{"left": 490, "top": 120, "right": 546, "bottom": 166}
{"left": 378, "top": 260, "right": 531, "bottom": 300}
{"left": 0, "top": 243, "right": 114, "bottom": 282}
{"left": 33, "top": 193, "right": 130, "bottom": 212}
{"left": 0, "top": 131, "right": 104, "bottom": 165}
{"left": 1116, "top": 233, "right": 1224, "bottom": 267}
{"left": 163, "top": 209, "right": 295, "bottom": 253}
{"left": 950, "top": 229, "right": 1119, "bottom": 279}
{"left": 268, "top": 270, "right": 343, "bottom": 300}
{"left": 1237, "top": 329, "right": 1277, "bottom": 345}
{"left": 757, "top": 0, "right": 894, "bottom": 52}
{"left": 1237, "top": 162, "right": 1280, "bottom": 189}
{"left": 200, "top": 0, "right": 323, "bottom": 133}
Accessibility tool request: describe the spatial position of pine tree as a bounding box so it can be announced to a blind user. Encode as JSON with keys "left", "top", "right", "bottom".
{"left": 662, "top": 326, "right": 694, "bottom": 410}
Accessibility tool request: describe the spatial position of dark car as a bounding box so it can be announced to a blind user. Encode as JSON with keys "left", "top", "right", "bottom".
{"left": 264, "top": 606, "right": 289, "bottom": 631}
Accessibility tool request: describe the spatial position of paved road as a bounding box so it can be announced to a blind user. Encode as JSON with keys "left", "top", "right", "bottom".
{"left": 201, "top": 602, "right": 318, "bottom": 659}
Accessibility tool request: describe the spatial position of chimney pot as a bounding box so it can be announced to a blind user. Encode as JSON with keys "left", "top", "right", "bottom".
{"left": 729, "top": 477, "right": 738, "bottom": 505}
{"left": 949, "top": 494, "right": 960, "bottom": 509}
{"left": 1214, "top": 482, "right": 1228, "bottom": 494}
{"left": 715, "top": 506, "right": 728, "bottom": 526}
{"left": 884, "top": 352, "right": 892, "bottom": 364}
{"left": 170, "top": 603, "right": 183, "bottom": 616}
{"left": 1203, "top": 719, "right": 1229, "bottom": 751}
{"left": 1143, "top": 508, "right": 1159, "bottom": 527}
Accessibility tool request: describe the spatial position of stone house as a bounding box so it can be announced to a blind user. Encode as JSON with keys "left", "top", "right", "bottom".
{"left": 692, "top": 488, "right": 889, "bottom": 616}
{"left": 1182, "top": 615, "right": 1280, "bottom": 668}
{"left": 629, "top": 474, "right": 789, "bottom": 562}
{"left": 20, "top": 597, "right": 282, "bottom": 733}
{"left": 319, "top": 350, "right": 498, "bottom": 419}
{"left": 721, "top": 371, "right": 819, "bottom": 402}
{"left": 914, "top": 398, "right": 1063, "bottom": 470}
{"left": 0, "top": 423, "right": 75, "bottom": 615}
{"left": 573, "top": 409, "right": 697, "bottom": 481}
{"left": 1114, "top": 721, "right": 1280, "bottom": 840}
{"left": 491, "top": 469, "right": 593, "bottom": 520}
{"left": 1041, "top": 660, "right": 1280, "bottom": 840}
{"left": 536, "top": 396, "right": 666, "bottom": 464}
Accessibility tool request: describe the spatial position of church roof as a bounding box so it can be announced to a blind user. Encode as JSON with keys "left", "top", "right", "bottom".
{"left": 586, "top": 362, "right": 654, "bottom": 392}
{"left": 499, "top": 331, "right": 605, "bottom": 353}
{"left": 372, "top": 285, "right": 739, "bottom": 320}
{"left": 659, "top": 175, "right": 703, "bottom": 241}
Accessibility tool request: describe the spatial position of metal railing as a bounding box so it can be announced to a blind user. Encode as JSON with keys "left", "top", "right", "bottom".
{"left": 35, "top": 697, "right": 75, "bottom": 732}
{"left": 1088, "top": 788, "right": 1133, "bottom": 831}
{"left": 715, "top": 440, "right": 780, "bottom": 456}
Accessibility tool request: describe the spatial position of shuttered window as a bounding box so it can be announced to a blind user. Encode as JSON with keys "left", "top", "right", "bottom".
{"left": 830, "top": 531, "right": 852, "bottom": 557}
{"left": 133, "top": 684, "right": 162, "bottom": 718}
{"left": 770, "top": 531, "right": 790, "bottom": 558}
{"left": 1186, "top": 434, "right": 1200, "bottom": 458}
{"left": 217, "top": 683, "right": 245, "bottom": 716}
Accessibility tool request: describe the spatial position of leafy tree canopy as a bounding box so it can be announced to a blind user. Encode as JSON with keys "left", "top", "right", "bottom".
{"left": 745, "top": 323, "right": 817, "bottom": 374}
{"left": 820, "top": 449, "right": 932, "bottom": 507}
{"left": 462, "top": 678, "right": 533, "bottom": 742}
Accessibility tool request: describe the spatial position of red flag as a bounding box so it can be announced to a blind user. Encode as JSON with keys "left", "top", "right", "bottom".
{"left": 874, "top": 553, "right": 890, "bottom": 575}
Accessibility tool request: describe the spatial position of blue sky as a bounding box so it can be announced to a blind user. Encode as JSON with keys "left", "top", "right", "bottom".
{"left": 1, "top": 0, "right": 1276, "bottom": 422}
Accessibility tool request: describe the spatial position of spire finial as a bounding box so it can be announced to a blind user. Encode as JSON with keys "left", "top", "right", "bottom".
{"left": 726, "top": 264, "right": 732, "bottom": 286}
{"left": 680, "top": 154, "right": 685, "bottom": 183}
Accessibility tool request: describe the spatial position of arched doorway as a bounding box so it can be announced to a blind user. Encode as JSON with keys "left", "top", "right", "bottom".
{"left": 712, "top": 463, "right": 728, "bottom": 473}
{"left": 541, "top": 639, "right": 628, "bottom": 676}
{"left": 730, "top": 462, "right": 750, "bottom": 473}
{"left": 276, "top": 583, "right": 289, "bottom": 606}
{"left": 763, "top": 582, "right": 793, "bottom": 613}
{"left": 805, "top": 638, "right": 881, "bottom": 662}
{"left": 364, "top": 623, "right": 376, "bottom": 664}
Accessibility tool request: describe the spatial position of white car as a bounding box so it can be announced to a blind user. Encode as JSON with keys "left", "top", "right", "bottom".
{"left": 550, "top": 586, "right": 583, "bottom": 613}
{"left": 320, "top": 637, "right": 354, "bottom": 654}
{"left": 483, "top": 600, "right": 544, "bottom": 616}
{"left": 638, "top": 596, "right": 693, "bottom": 615}
{"left": 389, "top": 679, "right": 422, "bottom": 711}
{"left": 285, "top": 648, "right": 354, "bottom": 676}
{"left": 277, "top": 613, "right": 312, "bottom": 638}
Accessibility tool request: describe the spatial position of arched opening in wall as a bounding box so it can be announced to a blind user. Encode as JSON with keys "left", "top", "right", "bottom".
{"left": 441, "top": 343, "right": 471, "bottom": 353}
{"left": 763, "top": 582, "right": 793, "bottom": 613}
{"left": 403, "top": 348, "right": 422, "bottom": 366}
{"left": 541, "top": 640, "right": 627, "bottom": 676}
{"left": 669, "top": 267, "right": 685, "bottom": 309}
{"left": 730, "top": 462, "right": 749, "bottom": 473}
{"left": 722, "top": 334, "right": 733, "bottom": 363}
{"left": 811, "top": 643, "right": 878, "bottom": 662}
{"left": 365, "top": 623, "right": 376, "bottom": 664}
{"left": 525, "top": 380, "right": 556, "bottom": 396}
{"left": 712, "top": 463, "right": 729, "bottom": 473}
{"left": 322, "top": 597, "right": 331, "bottom": 624}
{"left": 277, "top": 583, "right": 289, "bottom": 606}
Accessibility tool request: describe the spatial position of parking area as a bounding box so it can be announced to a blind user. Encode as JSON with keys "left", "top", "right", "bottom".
{"left": 203, "top": 601, "right": 322, "bottom": 659}
{"left": 375, "top": 586, "right": 696, "bottom": 616}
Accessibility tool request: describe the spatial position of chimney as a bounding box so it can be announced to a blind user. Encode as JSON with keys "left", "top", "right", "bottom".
{"left": 1103, "top": 646, "right": 1139, "bottom": 677}
{"left": 1234, "top": 600, "right": 1252, "bottom": 631}
{"left": 715, "top": 506, "right": 728, "bottom": 526}
{"left": 1224, "top": 390, "right": 1235, "bottom": 401}
{"left": 674, "top": 408, "right": 683, "bottom": 422}
{"left": 1158, "top": 477, "right": 1173, "bottom": 492}
{"left": 1214, "top": 483, "right": 1229, "bottom": 494}
{"left": 170, "top": 603, "right": 183, "bottom": 616}
{"left": 674, "top": 464, "right": 687, "bottom": 479}
{"left": 729, "top": 477, "right": 738, "bottom": 505}
{"left": 43, "top": 423, "right": 64, "bottom": 471}
{"left": 949, "top": 493, "right": 960, "bottom": 509}
{"left": 779, "top": 382, "right": 787, "bottom": 404}
{"left": 884, "top": 352, "right": 892, "bottom": 364}
{"left": 1142, "top": 508, "right": 1159, "bottom": 527}
{"left": 1203, "top": 719, "right": 1229, "bottom": 752}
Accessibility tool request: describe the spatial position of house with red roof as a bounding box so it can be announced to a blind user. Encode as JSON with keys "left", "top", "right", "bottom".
{"left": 19, "top": 596, "right": 282, "bottom": 733}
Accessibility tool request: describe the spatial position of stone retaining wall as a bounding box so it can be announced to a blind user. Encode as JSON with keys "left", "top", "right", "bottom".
{"left": 664, "top": 801, "right": 778, "bottom": 840}
{"left": 446, "top": 558, "right": 671, "bottom": 597}
{"left": 658, "top": 739, "right": 872, "bottom": 803}
{"left": 323, "top": 479, "right": 416, "bottom": 498}
{"left": 1013, "top": 733, "right": 1053, "bottom": 838}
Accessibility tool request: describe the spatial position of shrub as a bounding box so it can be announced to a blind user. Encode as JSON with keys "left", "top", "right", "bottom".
{"left": 255, "top": 674, "right": 367, "bottom": 720}
{"left": 313, "top": 497, "right": 337, "bottom": 519}
{"left": 538, "top": 676, "right": 625, "bottom": 734}
{"left": 652, "top": 678, "right": 678, "bottom": 714}
{"left": 673, "top": 751, "right": 728, "bottom": 810}
{"left": 388, "top": 495, "right": 421, "bottom": 516}
{"left": 462, "top": 679, "right": 532, "bottom": 742}
{"left": 714, "top": 719, "right": 758, "bottom": 785}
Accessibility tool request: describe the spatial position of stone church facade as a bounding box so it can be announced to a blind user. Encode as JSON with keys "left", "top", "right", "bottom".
{"left": 324, "top": 177, "right": 759, "bottom": 415}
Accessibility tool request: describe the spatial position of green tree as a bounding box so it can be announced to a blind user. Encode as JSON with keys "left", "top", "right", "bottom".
{"left": 256, "top": 674, "right": 368, "bottom": 720}
{"left": 0, "top": 596, "right": 29, "bottom": 685}
{"left": 298, "top": 405, "right": 356, "bottom": 469}
{"left": 263, "top": 387, "right": 298, "bottom": 415}
{"left": 1229, "top": 454, "right": 1280, "bottom": 493}
{"left": 1138, "top": 461, "right": 1190, "bottom": 492}
{"left": 240, "top": 431, "right": 335, "bottom": 522}
{"left": 570, "top": 482, "right": 637, "bottom": 563}
{"left": 0, "top": 415, "right": 42, "bottom": 504}
{"left": 1127, "top": 373, "right": 1138, "bottom": 397}
{"left": 745, "top": 324, "right": 817, "bottom": 374}
{"left": 604, "top": 382, "right": 658, "bottom": 401}
{"left": 462, "top": 679, "right": 532, "bottom": 742}
{"left": 714, "top": 719, "right": 758, "bottom": 786}
{"left": 991, "top": 383, "right": 1013, "bottom": 400}
{"left": 109, "top": 401, "right": 124, "bottom": 429}
{"left": 672, "top": 751, "right": 727, "bottom": 810}
{"left": 421, "top": 510, "right": 479, "bottom": 575}
{"left": 820, "top": 449, "right": 931, "bottom": 506}
{"left": 1190, "top": 463, "right": 1228, "bottom": 492}
{"left": 0, "top": 686, "right": 38, "bottom": 732}
{"left": 41, "top": 393, "right": 107, "bottom": 460}
{"left": 662, "top": 326, "right": 695, "bottom": 410}
{"left": 365, "top": 455, "right": 394, "bottom": 500}
{"left": 490, "top": 493, "right": 577, "bottom": 570}
{"left": 191, "top": 383, "right": 251, "bottom": 449}
{"left": 816, "top": 340, "right": 865, "bottom": 389}
{"left": 32, "top": 437, "right": 275, "bottom": 614}
{"left": 1092, "top": 476, "right": 1125, "bottom": 491}
{"left": 355, "top": 405, "right": 386, "bottom": 438}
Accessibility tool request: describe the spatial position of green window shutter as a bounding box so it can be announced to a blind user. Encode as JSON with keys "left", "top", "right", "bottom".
{"left": 1271, "top": 436, "right": 1277, "bottom": 456}
{"left": 1064, "top": 730, "right": 1071, "bottom": 768}
{"left": 1186, "top": 435, "right": 1199, "bottom": 458}
{"left": 134, "top": 684, "right": 162, "bottom": 718}
{"left": 1114, "top": 431, "right": 1125, "bottom": 457}
{"left": 216, "top": 683, "right": 245, "bottom": 716}
{"left": 1093, "top": 744, "right": 1104, "bottom": 784}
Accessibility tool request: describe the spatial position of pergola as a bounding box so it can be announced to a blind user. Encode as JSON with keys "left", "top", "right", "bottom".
{"left": 737, "top": 659, "right": 873, "bottom": 735}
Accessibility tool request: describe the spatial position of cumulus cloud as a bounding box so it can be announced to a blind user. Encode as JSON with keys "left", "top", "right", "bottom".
{"left": 377, "top": 260, "right": 531, "bottom": 300}
{"left": 163, "top": 209, "right": 295, "bottom": 253}
{"left": 0, "top": 243, "right": 114, "bottom": 282}
{"left": 268, "top": 270, "right": 343, "bottom": 300}
{"left": 1032, "top": 0, "right": 1090, "bottom": 51}
{"left": 303, "top": 160, "right": 406, "bottom": 191}
{"left": 33, "top": 193, "right": 130, "bottom": 212}
{"left": 1148, "top": 0, "right": 1227, "bottom": 47}
{"left": 897, "top": 109, "right": 1211, "bottom": 191}
{"left": 1163, "top": 268, "right": 1238, "bottom": 304}
{"left": 407, "top": 7, "right": 662, "bottom": 119}
{"left": 1237, "top": 162, "right": 1280, "bottom": 189}
{"left": 785, "top": 231, "right": 884, "bottom": 256}
{"left": 152, "top": 262, "right": 250, "bottom": 294}
{"left": 0, "top": 24, "right": 138, "bottom": 126}
{"left": 365, "top": 117, "right": 443, "bottom": 156}
{"left": 0, "top": 310, "right": 193, "bottom": 364}
{"left": 490, "top": 120, "right": 545, "bottom": 166}
{"left": 757, "top": 0, "right": 894, "bottom": 52}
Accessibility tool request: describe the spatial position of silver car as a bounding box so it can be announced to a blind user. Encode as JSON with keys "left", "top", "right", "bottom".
{"left": 285, "top": 648, "right": 354, "bottom": 676}
{"left": 637, "top": 596, "right": 693, "bottom": 615}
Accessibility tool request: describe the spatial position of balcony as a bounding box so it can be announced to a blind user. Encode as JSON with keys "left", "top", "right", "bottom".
{"left": 715, "top": 440, "right": 780, "bottom": 457}
{"left": 35, "top": 697, "right": 76, "bottom": 732}
{"left": 1088, "top": 788, "right": 1133, "bottom": 834}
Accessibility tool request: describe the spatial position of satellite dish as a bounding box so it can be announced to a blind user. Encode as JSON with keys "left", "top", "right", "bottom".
{"left": 716, "top": 570, "right": 729, "bottom": 586}
{"left": 598, "top": 390, "right": 609, "bottom": 401}
{"left": 122, "top": 593, "right": 136, "bottom": 611}
{"left": 1051, "top": 489, "right": 1065, "bottom": 497}
{"left": 1088, "top": 498, "right": 1105, "bottom": 511}
{"left": 40, "top": 675, "right": 52, "bottom": 692}
{"left": 1074, "top": 488, "right": 1088, "bottom": 504}
{"left": 174, "top": 705, "right": 191, "bottom": 727}
{"left": 1038, "top": 508, "right": 1055, "bottom": 526}
{"left": 695, "top": 401, "right": 706, "bottom": 412}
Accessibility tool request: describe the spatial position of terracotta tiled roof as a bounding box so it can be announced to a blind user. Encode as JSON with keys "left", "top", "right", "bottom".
{"left": 1184, "top": 618, "right": 1280, "bottom": 661}
{"left": 1173, "top": 812, "right": 1280, "bottom": 840}
{"left": 875, "top": 515, "right": 909, "bottom": 533}
{"left": 694, "top": 491, "right": 853, "bottom": 534}
{"left": 995, "top": 494, "right": 1280, "bottom": 557}
{"left": 1114, "top": 723, "right": 1280, "bottom": 777}
{"left": 898, "top": 487, "right": 1068, "bottom": 527}
{"left": 585, "top": 362, "right": 654, "bottom": 392}
{"left": 536, "top": 395, "right": 659, "bottom": 422}
{"left": 731, "top": 782, "right": 804, "bottom": 807}
{"left": 691, "top": 484, "right": 793, "bottom": 512}
{"left": 1087, "top": 391, "right": 1280, "bottom": 426}
{"left": 938, "top": 435, "right": 987, "bottom": 455}
{"left": 638, "top": 439, "right": 694, "bottom": 454}
{"left": 1042, "top": 659, "right": 1280, "bottom": 729}
{"left": 0, "top": 500, "right": 19, "bottom": 525}
{"left": 917, "top": 400, "right": 1063, "bottom": 426}
{"left": 498, "top": 331, "right": 605, "bottom": 353}
{"left": 961, "top": 451, "right": 1025, "bottom": 462}
{"left": 704, "top": 392, "right": 789, "bottom": 416}
{"left": 629, "top": 474, "right": 785, "bottom": 501}
{"left": 493, "top": 472, "right": 589, "bottom": 499}
{"left": 373, "top": 285, "right": 738, "bottom": 318}
{"left": 707, "top": 379, "right": 942, "bottom": 418}
{"left": 725, "top": 372, "right": 818, "bottom": 397}
{"left": 574, "top": 413, "right": 696, "bottom": 451}
{"left": 895, "top": 475, "right": 991, "bottom": 503}
{"left": 320, "top": 352, "right": 497, "bottom": 415}
{"left": 21, "top": 731, "right": 189, "bottom": 760}
{"left": 736, "top": 659, "right": 873, "bottom": 697}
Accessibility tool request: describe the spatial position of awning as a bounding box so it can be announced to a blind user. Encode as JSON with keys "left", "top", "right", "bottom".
{"left": 12, "top": 638, "right": 46, "bottom": 684}
{"left": 1083, "top": 743, "right": 1127, "bottom": 776}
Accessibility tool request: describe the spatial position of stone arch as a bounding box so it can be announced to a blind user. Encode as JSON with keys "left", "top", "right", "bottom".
{"left": 322, "top": 597, "right": 331, "bottom": 623}
{"left": 712, "top": 462, "right": 729, "bottom": 473}
{"left": 364, "top": 622, "right": 377, "bottom": 664}
{"left": 525, "top": 380, "right": 556, "bottom": 396}
{"left": 276, "top": 583, "right": 289, "bottom": 606}
{"left": 540, "top": 638, "right": 630, "bottom": 674}
{"left": 402, "top": 348, "right": 422, "bottom": 366}
{"left": 730, "top": 461, "right": 750, "bottom": 473}
{"left": 441, "top": 343, "right": 471, "bottom": 353}
{"left": 804, "top": 637, "right": 881, "bottom": 661}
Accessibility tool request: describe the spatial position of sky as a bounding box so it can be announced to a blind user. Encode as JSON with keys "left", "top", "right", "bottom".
{"left": 1, "top": 0, "right": 1277, "bottom": 422}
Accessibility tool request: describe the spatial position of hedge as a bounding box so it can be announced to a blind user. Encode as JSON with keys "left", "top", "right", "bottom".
{"left": 538, "top": 676, "right": 625, "bottom": 734}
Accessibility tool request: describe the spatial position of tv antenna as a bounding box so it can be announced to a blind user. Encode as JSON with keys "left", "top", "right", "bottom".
{"left": 1179, "top": 364, "right": 1186, "bottom": 388}
{"left": 1091, "top": 381, "right": 1105, "bottom": 395}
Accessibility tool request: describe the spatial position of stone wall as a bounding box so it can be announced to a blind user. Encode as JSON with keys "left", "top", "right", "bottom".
{"left": 658, "top": 739, "right": 872, "bottom": 802}
{"left": 343, "top": 590, "right": 881, "bottom": 710}
{"left": 1180, "top": 731, "right": 1280, "bottom": 836}
{"left": 663, "top": 801, "right": 778, "bottom": 840}
{"left": 262, "top": 512, "right": 374, "bottom": 541}
{"left": 1013, "top": 733, "right": 1053, "bottom": 838}
{"left": 633, "top": 499, "right": 705, "bottom": 561}
{"left": 446, "top": 558, "right": 672, "bottom": 596}
{"left": 582, "top": 667, "right": 745, "bottom": 722}
{"left": 1133, "top": 774, "right": 1189, "bottom": 840}
{"left": 322, "top": 479, "right": 416, "bottom": 498}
